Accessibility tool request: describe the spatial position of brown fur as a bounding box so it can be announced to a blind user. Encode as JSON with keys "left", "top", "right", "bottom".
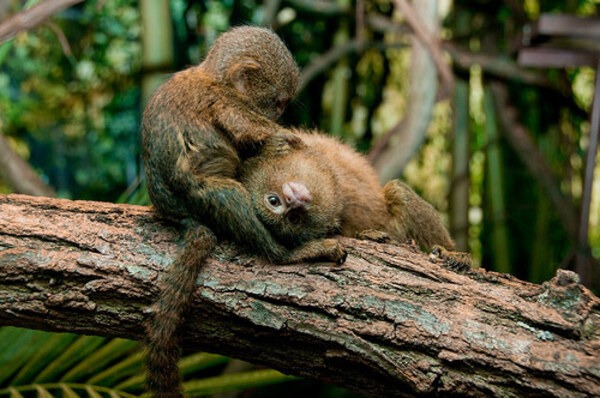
{"left": 385, "top": 180, "right": 455, "bottom": 250}
{"left": 144, "top": 223, "right": 215, "bottom": 398}
{"left": 141, "top": 27, "right": 345, "bottom": 398}
{"left": 242, "top": 129, "right": 458, "bottom": 252}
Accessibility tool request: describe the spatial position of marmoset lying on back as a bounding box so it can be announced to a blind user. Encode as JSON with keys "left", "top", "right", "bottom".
{"left": 241, "top": 129, "right": 469, "bottom": 265}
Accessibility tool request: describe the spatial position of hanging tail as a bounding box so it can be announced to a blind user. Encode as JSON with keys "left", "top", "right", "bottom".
{"left": 145, "top": 223, "right": 216, "bottom": 398}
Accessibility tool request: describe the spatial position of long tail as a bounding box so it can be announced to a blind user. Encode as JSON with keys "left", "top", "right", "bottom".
{"left": 145, "top": 223, "right": 216, "bottom": 398}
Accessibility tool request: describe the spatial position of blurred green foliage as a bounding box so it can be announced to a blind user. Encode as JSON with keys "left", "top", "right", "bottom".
{"left": 0, "top": 327, "right": 307, "bottom": 398}
{"left": 0, "top": 0, "right": 140, "bottom": 200}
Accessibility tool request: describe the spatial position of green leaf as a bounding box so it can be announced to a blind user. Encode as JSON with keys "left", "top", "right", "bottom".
{"left": 35, "top": 336, "right": 106, "bottom": 383}
{"left": 0, "top": 328, "right": 51, "bottom": 385}
{"left": 58, "top": 383, "right": 79, "bottom": 398}
{"left": 113, "top": 374, "right": 144, "bottom": 392}
{"left": 179, "top": 353, "right": 230, "bottom": 375}
{"left": 7, "top": 388, "right": 23, "bottom": 398}
{"left": 0, "top": 41, "right": 13, "bottom": 65}
{"left": 34, "top": 385, "right": 53, "bottom": 398}
{"left": 181, "top": 369, "right": 299, "bottom": 397}
{"left": 11, "top": 333, "right": 78, "bottom": 385}
{"left": 85, "top": 385, "right": 103, "bottom": 398}
{"left": 61, "top": 339, "right": 138, "bottom": 382}
{"left": 114, "top": 351, "right": 229, "bottom": 392}
{"left": 0, "top": 383, "right": 137, "bottom": 398}
{"left": 86, "top": 351, "right": 143, "bottom": 386}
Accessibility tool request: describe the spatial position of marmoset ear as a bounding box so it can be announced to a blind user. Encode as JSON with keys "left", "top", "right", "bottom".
{"left": 226, "top": 58, "right": 262, "bottom": 95}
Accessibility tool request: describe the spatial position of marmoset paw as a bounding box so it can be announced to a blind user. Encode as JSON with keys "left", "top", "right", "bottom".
{"left": 322, "top": 239, "right": 347, "bottom": 265}
{"left": 430, "top": 245, "right": 472, "bottom": 273}
{"left": 261, "top": 131, "right": 302, "bottom": 156}
{"left": 278, "top": 130, "right": 305, "bottom": 148}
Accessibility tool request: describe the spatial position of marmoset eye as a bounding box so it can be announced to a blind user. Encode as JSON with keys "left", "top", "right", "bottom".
{"left": 267, "top": 194, "right": 282, "bottom": 207}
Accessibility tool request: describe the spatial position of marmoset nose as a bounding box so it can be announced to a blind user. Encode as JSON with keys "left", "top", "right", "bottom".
{"left": 282, "top": 181, "right": 312, "bottom": 210}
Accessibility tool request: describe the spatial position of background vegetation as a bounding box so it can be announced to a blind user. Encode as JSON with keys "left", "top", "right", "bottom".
{"left": 0, "top": 0, "right": 598, "bottom": 397}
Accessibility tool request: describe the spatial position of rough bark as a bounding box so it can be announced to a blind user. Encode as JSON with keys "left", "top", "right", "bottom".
{"left": 0, "top": 194, "right": 598, "bottom": 398}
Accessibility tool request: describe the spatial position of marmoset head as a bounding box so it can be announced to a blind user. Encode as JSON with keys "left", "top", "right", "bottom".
{"left": 242, "top": 152, "right": 342, "bottom": 247}
{"left": 202, "top": 26, "right": 299, "bottom": 120}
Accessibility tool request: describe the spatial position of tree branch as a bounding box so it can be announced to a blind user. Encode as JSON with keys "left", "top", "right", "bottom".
{"left": 371, "top": 1, "right": 438, "bottom": 181}
{"left": 299, "top": 40, "right": 406, "bottom": 93}
{"left": 0, "top": 134, "right": 56, "bottom": 197}
{"left": 393, "top": 0, "right": 454, "bottom": 94}
{"left": 299, "top": 39, "right": 365, "bottom": 93}
{"left": 365, "top": 14, "right": 566, "bottom": 93}
{"left": 0, "top": 0, "right": 83, "bottom": 43}
{"left": 0, "top": 194, "right": 598, "bottom": 397}
{"left": 445, "top": 43, "right": 555, "bottom": 89}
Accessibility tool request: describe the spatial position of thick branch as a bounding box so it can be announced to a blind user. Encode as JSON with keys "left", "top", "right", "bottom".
{"left": 0, "top": 194, "right": 598, "bottom": 398}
